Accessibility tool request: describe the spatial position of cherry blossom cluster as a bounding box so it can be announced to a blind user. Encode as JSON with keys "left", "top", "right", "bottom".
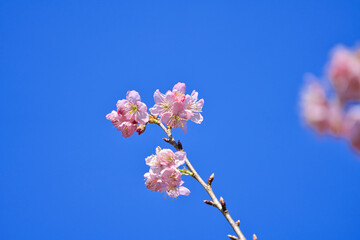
{"left": 106, "top": 82, "right": 204, "bottom": 197}
{"left": 150, "top": 82, "right": 204, "bottom": 133}
{"left": 106, "top": 90, "right": 149, "bottom": 138}
{"left": 144, "top": 147, "right": 190, "bottom": 198}
{"left": 300, "top": 45, "right": 360, "bottom": 152}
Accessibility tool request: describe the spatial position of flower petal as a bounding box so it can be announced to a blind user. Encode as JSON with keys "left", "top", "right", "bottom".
{"left": 126, "top": 90, "right": 141, "bottom": 103}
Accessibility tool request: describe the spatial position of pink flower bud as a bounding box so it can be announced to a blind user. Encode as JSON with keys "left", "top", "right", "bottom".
{"left": 136, "top": 124, "right": 146, "bottom": 135}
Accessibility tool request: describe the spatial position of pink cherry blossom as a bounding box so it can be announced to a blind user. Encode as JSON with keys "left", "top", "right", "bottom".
{"left": 145, "top": 148, "right": 186, "bottom": 172}
{"left": 161, "top": 168, "right": 190, "bottom": 198}
{"left": 156, "top": 149, "right": 186, "bottom": 168}
{"left": 329, "top": 46, "right": 360, "bottom": 102}
{"left": 118, "top": 121, "right": 137, "bottom": 138}
{"left": 144, "top": 147, "right": 190, "bottom": 198}
{"left": 164, "top": 183, "right": 190, "bottom": 198}
{"left": 149, "top": 82, "right": 204, "bottom": 130}
{"left": 149, "top": 90, "right": 174, "bottom": 116}
{"left": 144, "top": 170, "right": 163, "bottom": 192}
{"left": 185, "top": 90, "right": 204, "bottom": 124}
{"left": 106, "top": 110, "right": 122, "bottom": 129}
{"left": 172, "top": 82, "right": 186, "bottom": 102}
{"left": 173, "top": 82, "right": 186, "bottom": 94}
{"left": 116, "top": 90, "right": 149, "bottom": 124}
{"left": 161, "top": 102, "right": 192, "bottom": 133}
{"left": 106, "top": 90, "right": 149, "bottom": 138}
{"left": 300, "top": 81, "right": 329, "bottom": 133}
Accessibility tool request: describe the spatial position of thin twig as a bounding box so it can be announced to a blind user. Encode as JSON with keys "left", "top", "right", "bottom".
{"left": 152, "top": 120, "right": 247, "bottom": 240}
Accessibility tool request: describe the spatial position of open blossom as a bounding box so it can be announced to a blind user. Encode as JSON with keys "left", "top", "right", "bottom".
{"left": 185, "top": 90, "right": 204, "bottom": 124}
{"left": 144, "top": 147, "right": 190, "bottom": 198}
{"left": 116, "top": 90, "right": 149, "bottom": 124}
{"left": 149, "top": 90, "right": 174, "bottom": 116}
{"left": 161, "top": 102, "right": 192, "bottom": 133}
{"left": 106, "top": 90, "right": 149, "bottom": 138}
{"left": 329, "top": 46, "right": 360, "bottom": 102}
{"left": 150, "top": 82, "right": 204, "bottom": 130}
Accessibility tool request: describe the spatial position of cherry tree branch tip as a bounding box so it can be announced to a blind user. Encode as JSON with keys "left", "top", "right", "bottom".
{"left": 207, "top": 173, "right": 215, "bottom": 186}
{"left": 228, "top": 235, "right": 239, "bottom": 240}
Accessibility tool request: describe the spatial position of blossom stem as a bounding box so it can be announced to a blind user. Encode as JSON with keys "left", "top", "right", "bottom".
{"left": 151, "top": 120, "right": 247, "bottom": 240}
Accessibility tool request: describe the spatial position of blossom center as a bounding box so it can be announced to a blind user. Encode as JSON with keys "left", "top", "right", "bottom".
{"left": 131, "top": 104, "right": 138, "bottom": 112}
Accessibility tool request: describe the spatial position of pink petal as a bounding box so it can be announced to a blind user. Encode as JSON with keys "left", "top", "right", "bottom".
{"left": 161, "top": 112, "right": 171, "bottom": 125}
{"left": 137, "top": 101, "right": 147, "bottom": 112}
{"left": 153, "top": 89, "right": 165, "bottom": 104}
{"left": 172, "top": 82, "right": 186, "bottom": 94}
{"left": 126, "top": 90, "right": 141, "bottom": 103}
{"left": 179, "top": 186, "right": 190, "bottom": 196}
{"left": 136, "top": 111, "right": 149, "bottom": 124}
{"left": 190, "top": 112, "right": 203, "bottom": 124}
{"left": 119, "top": 122, "right": 137, "bottom": 138}
{"left": 179, "top": 120, "right": 187, "bottom": 133}
{"left": 172, "top": 102, "right": 185, "bottom": 114}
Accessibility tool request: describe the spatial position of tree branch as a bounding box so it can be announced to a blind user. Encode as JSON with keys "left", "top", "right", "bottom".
{"left": 152, "top": 119, "right": 247, "bottom": 240}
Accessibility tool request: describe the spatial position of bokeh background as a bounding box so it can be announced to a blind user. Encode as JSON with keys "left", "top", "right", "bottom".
{"left": 1, "top": 1, "right": 360, "bottom": 239}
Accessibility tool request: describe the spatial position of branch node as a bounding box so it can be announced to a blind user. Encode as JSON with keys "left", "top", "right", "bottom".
{"left": 207, "top": 173, "right": 215, "bottom": 186}
{"left": 162, "top": 138, "right": 170, "bottom": 143}
{"left": 177, "top": 140, "right": 183, "bottom": 150}
{"left": 228, "top": 235, "right": 239, "bottom": 240}
{"left": 235, "top": 220, "right": 240, "bottom": 226}
{"left": 203, "top": 200, "right": 214, "bottom": 206}
{"left": 253, "top": 234, "right": 257, "bottom": 240}
{"left": 220, "top": 197, "right": 227, "bottom": 211}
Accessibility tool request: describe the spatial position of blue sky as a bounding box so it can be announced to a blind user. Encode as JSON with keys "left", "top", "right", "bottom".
{"left": 1, "top": 1, "right": 360, "bottom": 239}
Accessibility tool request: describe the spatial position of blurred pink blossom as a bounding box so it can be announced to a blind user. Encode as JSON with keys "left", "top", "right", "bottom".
{"left": 329, "top": 46, "right": 360, "bottom": 102}
{"left": 300, "top": 44, "right": 360, "bottom": 155}
{"left": 301, "top": 81, "right": 329, "bottom": 133}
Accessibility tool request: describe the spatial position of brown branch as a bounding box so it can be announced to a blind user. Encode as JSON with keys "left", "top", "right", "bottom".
{"left": 151, "top": 119, "right": 247, "bottom": 240}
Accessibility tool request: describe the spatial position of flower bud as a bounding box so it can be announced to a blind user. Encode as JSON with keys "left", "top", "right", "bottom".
{"left": 228, "top": 235, "right": 239, "bottom": 240}
{"left": 136, "top": 124, "right": 146, "bottom": 135}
